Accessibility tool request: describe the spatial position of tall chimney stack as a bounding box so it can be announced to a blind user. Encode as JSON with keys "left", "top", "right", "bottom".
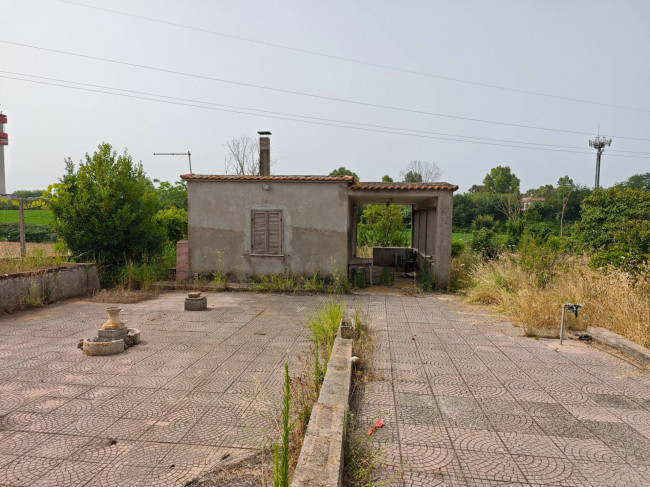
{"left": 258, "top": 131, "right": 271, "bottom": 176}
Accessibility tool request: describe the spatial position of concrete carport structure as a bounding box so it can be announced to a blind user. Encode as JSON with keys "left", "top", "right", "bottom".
{"left": 181, "top": 174, "right": 457, "bottom": 289}
{"left": 347, "top": 181, "right": 457, "bottom": 288}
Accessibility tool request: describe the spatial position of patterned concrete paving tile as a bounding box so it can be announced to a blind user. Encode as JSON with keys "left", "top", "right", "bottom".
{"left": 355, "top": 294, "right": 650, "bottom": 486}
{"left": 85, "top": 463, "right": 152, "bottom": 487}
{"left": 31, "top": 460, "right": 101, "bottom": 487}
{"left": 28, "top": 433, "right": 94, "bottom": 459}
{"left": 0, "top": 457, "right": 60, "bottom": 486}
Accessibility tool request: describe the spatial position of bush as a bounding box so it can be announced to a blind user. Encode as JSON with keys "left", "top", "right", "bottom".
{"left": 47, "top": 143, "right": 163, "bottom": 272}
{"left": 470, "top": 227, "right": 502, "bottom": 260}
{"left": 575, "top": 186, "right": 650, "bottom": 273}
{"left": 472, "top": 214, "right": 497, "bottom": 232}
{"left": 154, "top": 207, "right": 187, "bottom": 242}
{"left": 518, "top": 235, "right": 570, "bottom": 287}
{"left": 451, "top": 240, "right": 466, "bottom": 258}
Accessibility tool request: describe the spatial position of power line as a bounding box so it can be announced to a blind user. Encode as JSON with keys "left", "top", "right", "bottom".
{"left": 55, "top": 0, "right": 650, "bottom": 114}
{"left": 2, "top": 40, "right": 649, "bottom": 143}
{"left": 2, "top": 73, "right": 648, "bottom": 160}
{"left": 3, "top": 70, "right": 649, "bottom": 156}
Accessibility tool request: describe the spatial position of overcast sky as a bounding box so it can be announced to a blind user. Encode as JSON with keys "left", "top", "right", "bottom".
{"left": 1, "top": 0, "right": 649, "bottom": 194}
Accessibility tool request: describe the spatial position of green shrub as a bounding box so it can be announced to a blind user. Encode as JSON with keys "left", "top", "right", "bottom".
{"left": 47, "top": 143, "right": 163, "bottom": 270}
{"left": 575, "top": 186, "right": 650, "bottom": 273}
{"left": 451, "top": 240, "right": 466, "bottom": 258}
{"left": 472, "top": 214, "right": 497, "bottom": 232}
{"left": 518, "top": 235, "right": 569, "bottom": 287}
{"left": 470, "top": 227, "right": 502, "bottom": 260}
{"left": 379, "top": 265, "right": 390, "bottom": 285}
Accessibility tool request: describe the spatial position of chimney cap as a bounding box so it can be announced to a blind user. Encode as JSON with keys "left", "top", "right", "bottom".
{"left": 257, "top": 131, "right": 272, "bottom": 136}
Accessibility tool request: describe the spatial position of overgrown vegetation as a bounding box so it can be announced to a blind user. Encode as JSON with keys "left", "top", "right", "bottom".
{"left": 0, "top": 247, "right": 69, "bottom": 274}
{"left": 448, "top": 170, "right": 650, "bottom": 346}
{"left": 272, "top": 363, "right": 291, "bottom": 487}
{"left": 307, "top": 299, "right": 345, "bottom": 356}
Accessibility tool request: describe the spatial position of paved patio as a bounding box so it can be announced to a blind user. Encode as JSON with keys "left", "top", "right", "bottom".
{"left": 0, "top": 292, "right": 321, "bottom": 487}
{"left": 356, "top": 295, "right": 650, "bottom": 486}
{"left": 1, "top": 292, "right": 650, "bottom": 486}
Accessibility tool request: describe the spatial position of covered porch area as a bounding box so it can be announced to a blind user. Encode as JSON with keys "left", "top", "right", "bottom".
{"left": 346, "top": 182, "right": 457, "bottom": 290}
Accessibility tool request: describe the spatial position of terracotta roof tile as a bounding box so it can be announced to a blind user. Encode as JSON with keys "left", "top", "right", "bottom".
{"left": 350, "top": 182, "right": 458, "bottom": 191}
{"left": 180, "top": 174, "right": 354, "bottom": 182}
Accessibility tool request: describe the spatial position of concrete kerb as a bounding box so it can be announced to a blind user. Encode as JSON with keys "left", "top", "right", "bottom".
{"left": 291, "top": 314, "right": 355, "bottom": 487}
{"left": 587, "top": 326, "right": 650, "bottom": 366}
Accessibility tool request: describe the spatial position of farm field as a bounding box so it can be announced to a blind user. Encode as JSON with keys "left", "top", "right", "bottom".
{"left": 0, "top": 209, "right": 53, "bottom": 225}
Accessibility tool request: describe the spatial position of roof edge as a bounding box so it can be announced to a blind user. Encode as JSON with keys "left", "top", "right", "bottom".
{"left": 180, "top": 174, "right": 354, "bottom": 182}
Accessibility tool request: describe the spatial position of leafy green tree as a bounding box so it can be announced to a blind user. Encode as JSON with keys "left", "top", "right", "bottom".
{"left": 616, "top": 172, "right": 650, "bottom": 191}
{"left": 329, "top": 167, "right": 359, "bottom": 182}
{"left": 403, "top": 171, "right": 423, "bottom": 183}
{"left": 47, "top": 143, "right": 162, "bottom": 268}
{"left": 382, "top": 174, "right": 393, "bottom": 182}
{"left": 575, "top": 187, "right": 650, "bottom": 272}
{"left": 155, "top": 207, "right": 188, "bottom": 242}
{"left": 470, "top": 227, "right": 502, "bottom": 260}
{"left": 357, "top": 205, "right": 408, "bottom": 247}
{"left": 154, "top": 180, "right": 187, "bottom": 210}
{"left": 482, "top": 166, "right": 520, "bottom": 194}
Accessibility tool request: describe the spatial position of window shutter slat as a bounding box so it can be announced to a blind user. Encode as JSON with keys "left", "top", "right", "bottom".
{"left": 252, "top": 211, "right": 268, "bottom": 254}
{"left": 267, "top": 211, "right": 282, "bottom": 255}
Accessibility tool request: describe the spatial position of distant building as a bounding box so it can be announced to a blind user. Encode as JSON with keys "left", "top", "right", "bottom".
{"left": 521, "top": 196, "right": 546, "bottom": 211}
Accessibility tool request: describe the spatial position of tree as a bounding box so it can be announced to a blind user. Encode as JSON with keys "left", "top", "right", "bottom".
{"left": 400, "top": 160, "right": 442, "bottom": 182}
{"left": 575, "top": 186, "right": 650, "bottom": 272}
{"left": 154, "top": 179, "right": 187, "bottom": 210}
{"left": 224, "top": 136, "right": 260, "bottom": 175}
{"left": 329, "top": 167, "right": 359, "bottom": 182}
{"left": 382, "top": 174, "right": 393, "bottom": 182}
{"left": 555, "top": 176, "right": 576, "bottom": 237}
{"left": 357, "top": 205, "right": 408, "bottom": 247}
{"left": 616, "top": 172, "right": 650, "bottom": 191}
{"left": 155, "top": 207, "right": 188, "bottom": 242}
{"left": 482, "top": 166, "right": 520, "bottom": 194}
{"left": 47, "top": 143, "right": 162, "bottom": 268}
{"left": 402, "top": 171, "right": 422, "bottom": 183}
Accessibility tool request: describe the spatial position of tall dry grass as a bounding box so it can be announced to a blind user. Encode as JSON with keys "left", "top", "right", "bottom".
{"left": 463, "top": 254, "right": 650, "bottom": 346}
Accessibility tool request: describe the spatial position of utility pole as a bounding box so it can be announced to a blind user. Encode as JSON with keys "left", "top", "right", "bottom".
{"left": 153, "top": 151, "right": 192, "bottom": 174}
{"left": 588, "top": 136, "right": 612, "bottom": 189}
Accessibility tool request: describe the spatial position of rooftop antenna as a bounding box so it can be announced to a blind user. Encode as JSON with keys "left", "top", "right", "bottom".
{"left": 153, "top": 151, "right": 192, "bottom": 174}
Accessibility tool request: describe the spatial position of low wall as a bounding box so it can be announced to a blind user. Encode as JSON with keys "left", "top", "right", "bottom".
{"left": 291, "top": 316, "right": 354, "bottom": 487}
{"left": 372, "top": 247, "right": 411, "bottom": 266}
{"left": 0, "top": 264, "right": 100, "bottom": 313}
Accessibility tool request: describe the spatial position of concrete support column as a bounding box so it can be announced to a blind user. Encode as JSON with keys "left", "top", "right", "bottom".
{"left": 434, "top": 192, "right": 453, "bottom": 289}
{"left": 425, "top": 202, "right": 437, "bottom": 257}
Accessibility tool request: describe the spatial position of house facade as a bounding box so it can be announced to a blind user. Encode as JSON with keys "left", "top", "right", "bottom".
{"left": 181, "top": 173, "right": 458, "bottom": 289}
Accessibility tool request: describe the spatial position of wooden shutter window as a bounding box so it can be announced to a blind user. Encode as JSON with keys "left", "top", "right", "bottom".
{"left": 251, "top": 210, "right": 282, "bottom": 255}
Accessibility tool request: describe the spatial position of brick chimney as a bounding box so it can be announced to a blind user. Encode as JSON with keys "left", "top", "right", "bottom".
{"left": 258, "top": 131, "right": 271, "bottom": 176}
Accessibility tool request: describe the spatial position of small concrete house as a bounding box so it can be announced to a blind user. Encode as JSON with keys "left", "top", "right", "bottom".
{"left": 180, "top": 134, "right": 457, "bottom": 288}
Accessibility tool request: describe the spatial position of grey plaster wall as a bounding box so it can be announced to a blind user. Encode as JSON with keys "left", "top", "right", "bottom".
{"left": 187, "top": 181, "right": 350, "bottom": 278}
{"left": 0, "top": 264, "right": 100, "bottom": 313}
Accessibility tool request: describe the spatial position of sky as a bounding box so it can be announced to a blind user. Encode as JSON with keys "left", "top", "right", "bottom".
{"left": 1, "top": 0, "right": 649, "bottom": 194}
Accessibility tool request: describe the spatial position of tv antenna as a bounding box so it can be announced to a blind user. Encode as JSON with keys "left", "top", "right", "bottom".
{"left": 153, "top": 151, "right": 192, "bottom": 173}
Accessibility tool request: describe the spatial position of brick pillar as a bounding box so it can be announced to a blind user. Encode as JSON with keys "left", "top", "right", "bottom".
{"left": 176, "top": 239, "right": 189, "bottom": 281}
